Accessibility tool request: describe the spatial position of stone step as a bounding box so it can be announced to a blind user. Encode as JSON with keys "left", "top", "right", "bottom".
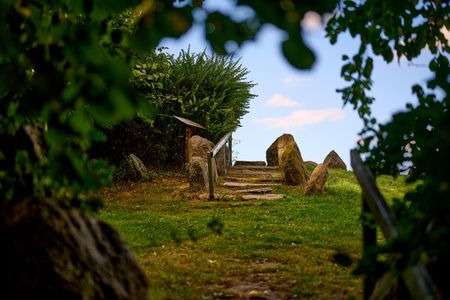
{"left": 241, "top": 194, "right": 284, "bottom": 201}
{"left": 199, "top": 192, "right": 284, "bottom": 201}
{"left": 227, "top": 169, "right": 282, "bottom": 176}
{"left": 223, "top": 175, "right": 284, "bottom": 182}
{"left": 234, "top": 187, "right": 273, "bottom": 194}
{"left": 223, "top": 182, "right": 282, "bottom": 188}
{"left": 234, "top": 160, "right": 266, "bottom": 167}
{"left": 230, "top": 165, "right": 279, "bottom": 171}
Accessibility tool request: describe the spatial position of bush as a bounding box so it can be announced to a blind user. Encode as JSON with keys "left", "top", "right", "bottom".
{"left": 99, "top": 48, "right": 255, "bottom": 167}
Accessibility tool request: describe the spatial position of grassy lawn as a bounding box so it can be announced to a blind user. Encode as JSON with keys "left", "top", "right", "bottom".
{"left": 98, "top": 169, "right": 410, "bottom": 299}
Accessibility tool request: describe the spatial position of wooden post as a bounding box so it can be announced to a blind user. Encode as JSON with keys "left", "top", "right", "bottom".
{"left": 228, "top": 133, "right": 232, "bottom": 166}
{"left": 363, "top": 196, "right": 377, "bottom": 300}
{"left": 208, "top": 152, "right": 214, "bottom": 200}
{"left": 185, "top": 127, "right": 192, "bottom": 164}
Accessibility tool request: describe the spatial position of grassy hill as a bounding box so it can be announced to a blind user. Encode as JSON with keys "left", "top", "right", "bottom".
{"left": 98, "top": 168, "right": 411, "bottom": 299}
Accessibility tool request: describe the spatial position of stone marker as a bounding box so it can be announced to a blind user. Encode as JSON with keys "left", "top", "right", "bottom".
{"left": 188, "top": 156, "right": 209, "bottom": 192}
{"left": 323, "top": 150, "right": 347, "bottom": 170}
{"left": 187, "top": 135, "right": 218, "bottom": 183}
{"left": 281, "top": 144, "right": 308, "bottom": 186}
{"left": 305, "top": 164, "right": 329, "bottom": 195}
{"left": 187, "top": 135, "right": 214, "bottom": 161}
{"left": 116, "top": 153, "right": 148, "bottom": 181}
{"left": 266, "top": 133, "right": 299, "bottom": 166}
{"left": 0, "top": 199, "right": 148, "bottom": 300}
{"left": 304, "top": 161, "right": 318, "bottom": 169}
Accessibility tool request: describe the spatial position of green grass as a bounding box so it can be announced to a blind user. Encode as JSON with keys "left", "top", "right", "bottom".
{"left": 98, "top": 170, "right": 411, "bottom": 299}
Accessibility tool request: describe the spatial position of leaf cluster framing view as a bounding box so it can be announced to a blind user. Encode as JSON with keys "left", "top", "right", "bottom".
{"left": 1, "top": 0, "right": 449, "bottom": 298}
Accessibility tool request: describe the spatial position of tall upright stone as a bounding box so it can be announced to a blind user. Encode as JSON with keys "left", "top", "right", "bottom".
{"left": 266, "top": 133, "right": 300, "bottom": 166}
{"left": 187, "top": 135, "right": 214, "bottom": 162}
{"left": 305, "top": 164, "right": 329, "bottom": 195}
{"left": 188, "top": 157, "right": 209, "bottom": 192}
{"left": 187, "top": 135, "right": 218, "bottom": 183}
{"left": 323, "top": 150, "right": 347, "bottom": 170}
{"left": 281, "top": 144, "right": 308, "bottom": 186}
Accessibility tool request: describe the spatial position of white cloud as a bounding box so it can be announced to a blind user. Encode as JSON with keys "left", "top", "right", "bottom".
{"left": 282, "top": 75, "right": 299, "bottom": 86}
{"left": 282, "top": 75, "right": 307, "bottom": 86}
{"left": 301, "top": 11, "right": 323, "bottom": 31}
{"left": 265, "top": 93, "right": 302, "bottom": 108}
{"left": 253, "top": 108, "right": 345, "bottom": 129}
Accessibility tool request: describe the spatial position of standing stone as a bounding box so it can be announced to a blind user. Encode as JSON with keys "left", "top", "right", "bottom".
{"left": 304, "top": 161, "right": 318, "bottom": 169}
{"left": 116, "top": 153, "right": 148, "bottom": 181}
{"left": 0, "top": 199, "right": 148, "bottom": 300}
{"left": 187, "top": 135, "right": 218, "bottom": 182}
{"left": 281, "top": 144, "right": 308, "bottom": 186}
{"left": 266, "top": 133, "right": 300, "bottom": 166}
{"left": 188, "top": 156, "right": 209, "bottom": 192}
{"left": 323, "top": 150, "right": 347, "bottom": 170}
{"left": 305, "top": 164, "right": 329, "bottom": 195}
{"left": 216, "top": 145, "right": 230, "bottom": 176}
{"left": 187, "top": 135, "right": 215, "bottom": 162}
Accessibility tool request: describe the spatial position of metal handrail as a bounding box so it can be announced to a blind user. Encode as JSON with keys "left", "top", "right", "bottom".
{"left": 350, "top": 150, "right": 441, "bottom": 300}
{"left": 207, "top": 132, "right": 233, "bottom": 200}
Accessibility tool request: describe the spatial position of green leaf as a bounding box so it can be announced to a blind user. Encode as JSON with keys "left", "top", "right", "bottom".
{"left": 205, "top": 12, "right": 259, "bottom": 55}
{"left": 282, "top": 37, "right": 315, "bottom": 70}
{"left": 70, "top": 107, "right": 92, "bottom": 135}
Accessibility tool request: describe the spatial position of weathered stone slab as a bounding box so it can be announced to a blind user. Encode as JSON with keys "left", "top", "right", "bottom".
{"left": 266, "top": 133, "right": 298, "bottom": 166}
{"left": 231, "top": 165, "right": 279, "bottom": 171}
{"left": 305, "top": 164, "right": 329, "bottom": 195}
{"left": 115, "top": 153, "right": 148, "bottom": 181}
{"left": 187, "top": 135, "right": 214, "bottom": 162}
{"left": 304, "top": 161, "right": 318, "bottom": 169}
{"left": 223, "top": 182, "right": 282, "bottom": 188}
{"left": 234, "top": 160, "right": 266, "bottom": 166}
{"left": 234, "top": 188, "right": 273, "bottom": 194}
{"left": 281, "top": 144, "right": 308, "bottom": 186}
{"left": 188, "top": 157, "right": 209, "bottom": 192}
{"left": 241, "top": 194, "right": 284, "bottom": 201}
{"left": 223, "top": 175, "right": 284, "bottom": 182}
{"left": 323, "top": 150, "right": 347, "bottom": 170}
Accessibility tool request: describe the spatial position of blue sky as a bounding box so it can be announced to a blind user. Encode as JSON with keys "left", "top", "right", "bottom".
{"left": 160, "top": 2, "right": 440, "bottom": 168}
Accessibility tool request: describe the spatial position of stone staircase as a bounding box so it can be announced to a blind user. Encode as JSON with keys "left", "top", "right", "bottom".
{"left": 217, "top": 161, "right": 285, "bottom": 200}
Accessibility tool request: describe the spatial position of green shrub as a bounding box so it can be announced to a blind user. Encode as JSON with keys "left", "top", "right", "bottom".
{"left": 99, "top": 48, "right": 255, "bottom": 167}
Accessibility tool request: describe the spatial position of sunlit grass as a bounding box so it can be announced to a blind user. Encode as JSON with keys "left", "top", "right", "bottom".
{"left": 98, "top": 169, "right": 412, "bottom": 299}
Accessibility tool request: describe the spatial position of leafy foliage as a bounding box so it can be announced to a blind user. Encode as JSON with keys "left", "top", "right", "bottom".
{"left": 161, "top": 49, "right": 256, "bottom": 142}
{"left": 1, "top": 0, "right": 341, "bottom": 208}
{"left": 99, "top": 48, "right": 255, "bottom": 167}
{"left": 0, "top": 0, "right": 151, "bottom": 209}
{"left": 327, "top": 0, "right": 450, "bottom": 295}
